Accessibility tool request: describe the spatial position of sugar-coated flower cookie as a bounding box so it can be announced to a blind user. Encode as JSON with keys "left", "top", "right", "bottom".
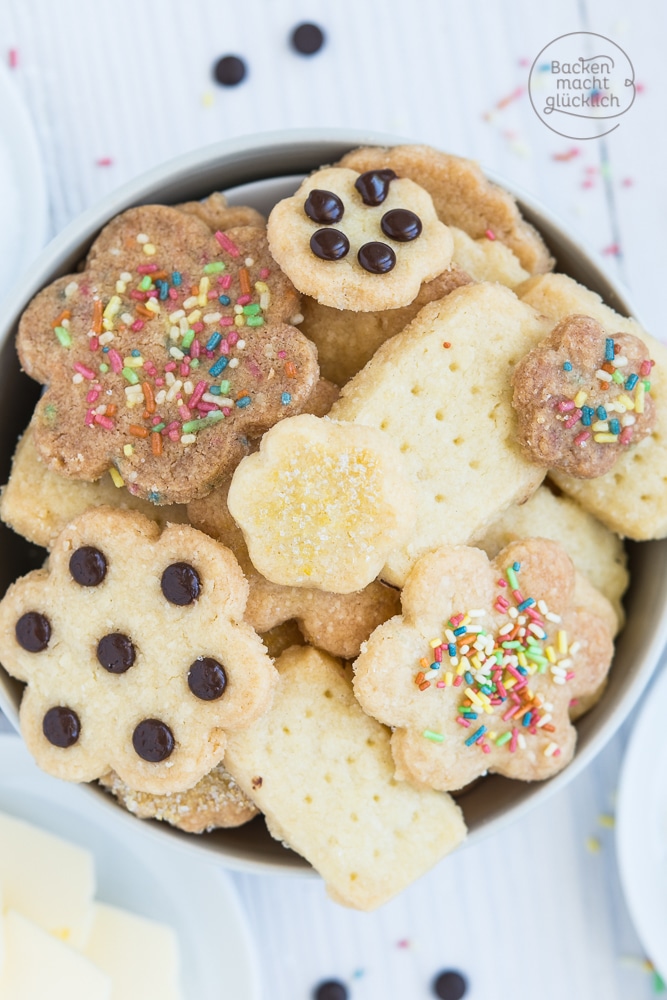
{"left": 227, "top": 414, "right": 417, "bottom": 594}
{"left": 267, "top": 167, "right": 454, "bottom": 311}
{"left": 512, "top": 314, "right": 655, "bottom": 478}
{"left": 0, "top": 507, "right": 278, "bottom": 794}
{"left": 17, "top": 210, "right": 319, "bottom": 504}
{"left": 188, "top": 473, "right": 401, "bottom": 660}
{"left": 99, "top": 763, "right": 258, "bottom": 833}
{"left": 338, "top": 144, "right": 553, "bottom": 274}
{"left": 353, "top": 539, "right": 614, "bottom": 791}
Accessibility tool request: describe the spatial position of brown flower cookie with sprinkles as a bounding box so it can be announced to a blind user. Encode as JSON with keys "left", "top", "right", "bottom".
{"left": 353, "top": 539, "right": 614, "bottom": 791}
{"left": 512, "top": 314, "right": 655, "bottom": 478}
{"left": 267, "top": 166, "right": 454, "bottom": 311}
{"left": 0, "top": 507, "right": 278, "bottom": 794}
{"left": 17, "top": 209, "right": 319, "bottom": 504}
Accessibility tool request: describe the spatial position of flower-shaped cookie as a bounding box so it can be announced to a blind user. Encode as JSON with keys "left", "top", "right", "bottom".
{"left": 17, "top": 208, "right": 319, "bottom": 504}
{"left": 227, "top": 414, "right": 417, "bottom": 594}
{"left": 353, "top": 539, "right": 614, "bottom": 791}
{"left": 188, "top": 472, "right": 401, "bottom": 659}
{"left": 337, "top": 144, "right": 553, "bottom": 274}
{"left": 512, "top": 314, "right": 655, "bottom": 478}
{"left": 0, "top": 507, "right": 278, "bottom": 794}
{"left": 267, "top": 167, "right": 454, "bottom": 311}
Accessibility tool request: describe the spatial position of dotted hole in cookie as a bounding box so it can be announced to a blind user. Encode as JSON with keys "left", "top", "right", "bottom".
{"left": 435, "top": 494, "right": 446, "bottom": 503}
{"left": 452, "top": 436, "right": 465, "bottom": 446}
{"left": 449, "top": 362, "right": 460, "bottom": 373}
{"left": 435, "top": 411, "right": 445, "bottom": 422}
{"left": 411, "top": 385, "right": 422, "bottom": 396}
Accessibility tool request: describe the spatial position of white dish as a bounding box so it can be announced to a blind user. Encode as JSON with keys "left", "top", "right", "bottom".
{"left": 617, "top": 655, "right": 667, "bottom": 981}
{"left": 0, "top": 733, "right": 261, "bottom": 1000}
{"left": 0, "top": 62, "right": 48, "bottom": 302}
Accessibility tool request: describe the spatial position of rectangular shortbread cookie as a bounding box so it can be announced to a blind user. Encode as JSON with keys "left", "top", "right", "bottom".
{"left": 330, "top": 282, "right": 551, "bottom": 585}
{"left": 224, "top": 645, "right": 466, "bottom": 910}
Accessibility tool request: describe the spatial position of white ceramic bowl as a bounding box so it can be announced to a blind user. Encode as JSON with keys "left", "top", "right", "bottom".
{"left": 1, "top": 128, "right": 666, "bottom": 875}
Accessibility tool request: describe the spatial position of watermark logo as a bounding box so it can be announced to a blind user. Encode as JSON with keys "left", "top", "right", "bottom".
{"left": 529, "top": 32, "right": 635, "bottom": 139}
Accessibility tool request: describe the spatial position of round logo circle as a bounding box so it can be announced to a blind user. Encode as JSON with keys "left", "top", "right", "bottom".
{"left": 529, "top": 32, "right": 635, "bottom": 140}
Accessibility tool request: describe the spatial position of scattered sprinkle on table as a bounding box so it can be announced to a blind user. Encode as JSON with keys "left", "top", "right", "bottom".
{"left": 213, "top": 54, "right": 247, "bottom": 87}
{"left": 291, "top": 22, "right": 326, "bottom": 55}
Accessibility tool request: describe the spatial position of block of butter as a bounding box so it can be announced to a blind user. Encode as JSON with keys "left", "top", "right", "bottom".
{"left": 0, "top": 811, "right": 95, "bottom": 948}
{"left": 84, "top": 902, "right": 181, "bottom": 1000}
{"left": 0, "top": 909, "right": 112, "bottom": 999}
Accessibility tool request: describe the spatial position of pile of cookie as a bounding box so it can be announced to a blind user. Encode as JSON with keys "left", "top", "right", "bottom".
{"left": 0, "top": 144, "right": 663, "bottom": 910}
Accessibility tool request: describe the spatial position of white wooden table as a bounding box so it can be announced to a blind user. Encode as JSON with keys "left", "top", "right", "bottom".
{"left": 1, "top": 1, "right": 665, "bottom": 997}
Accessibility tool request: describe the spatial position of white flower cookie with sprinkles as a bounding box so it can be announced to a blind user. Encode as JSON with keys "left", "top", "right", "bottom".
{"left": 16, "top": 210, "right": 319, "bottom": 504}
{"left": 0, "top": 507, "right": 278, "bottom": 794}
{"left": 227, "top": 413, "right": 417, "bottom": 594}
{"left": 267, "top": 166, "right": 454, "bottom": 311}
{"left": 353, "top": 539, "right": 614, "bottom": 791}
{"left": 512, "top": 314, "right": 655, "bottom": 478}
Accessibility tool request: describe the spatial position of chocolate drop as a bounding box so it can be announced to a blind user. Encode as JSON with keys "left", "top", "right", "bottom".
{"left": 161, "top": 562, "right": 201, "bottom": 606}
{"left": 291, "top": 22, "right": 325, "bottom": 55}
{"left": 69, "top": 546, "right": 107, "bottom": 587}
{"left": 357, "top": 242, "right": 396, "bottom": 274}
{"left": 213, "top": 55, "right": 247, "bottom": 87}
{"left": 354, "top": 169, "right": 397, "bottom": 206}
{"left": 313, "top": 981, "right": 348, "bottom": 1000}
{"left": 43, "top": 707, "right": 80, "bottom": 748}
{"left": 432, "top": 970, "right": 468, "bottom": 1000}
{"left": 132, "top": 719, "right": 175, "bottom": 762}
{"left": 304, "top": 189, "right": 344, "bottom": 225}
{"left": 97, "top": 633, "right": 136, "bottom": 674}
{"left": 187, "top": 657, "right": 227, "bottom": 701}
{"left": 15, "top": 612, "right": 51, "bottom": 652}
{"left": 381, "top": 208, "right": 422, "bottom": 242}
{"left": 310, "top": 229, "right": 350, "bottom": 261}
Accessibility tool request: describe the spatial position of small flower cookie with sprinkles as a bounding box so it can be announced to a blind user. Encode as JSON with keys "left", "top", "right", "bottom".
{"left": 512, "top": 314, "right": 655, "bottom": 478}
{"left": 17, "top": 209, "right": 319, "bottom": 504}
{"left": 353, "top": 539, "right": 614, "bottom": 791}
{"left": 0, "top": 507, "right": 278, "bottom": 794}
{"left": 267, "top": 166, "right": 454, "bottom": 311}
{"left": 227, "top": 413, "right": 417, "bottom": 594}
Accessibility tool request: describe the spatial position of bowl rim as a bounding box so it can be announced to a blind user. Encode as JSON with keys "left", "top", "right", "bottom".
{"left": 0, "top": 126, "right": 665, "bottom": 875}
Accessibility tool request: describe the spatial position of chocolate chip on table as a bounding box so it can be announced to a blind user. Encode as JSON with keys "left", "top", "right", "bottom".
{"left": 354, "top": 169, "right": 397, "bottom": 206}
{"left": 291, "top": 22, "right": 326, "bottom": 55}
{"left": 161, "top": 562, "right": 201, "bottom": 606}
{"left": 69, "top": 546, "right": 107, "bottom": 587}
{"left": 312, "top": 980, "right": 348, "bottom": 1000}
{"left": 432, "top": 969, "right": 468, "bottom": 1000}
{"left": 15, "top": 612, "right": 51, "bottom": 652}
{"left": 357, "top": 242, "right": 396, "bottom": 274}
{"left": 43, "top": 707, "right": 80, "bottom": 748}
{"left": 381, "top": 208, "right": 423, "bottom": 242}
{"left": 305, "top": 190, "right": 345, "bottom": 225}
{"left": 132, "top": 719, "right": 175, "bottom": 763}
{"left": 97, "top": 633, "right": 136, "bottom": 674}
{"left": 310, "top": 228, "right": 350, "bottom": 261}
{"left": 188, "top": 657, "right": 227, "bottom": 701}
{"left": 213, "top": 54, "right": 247, "bottom": 86}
